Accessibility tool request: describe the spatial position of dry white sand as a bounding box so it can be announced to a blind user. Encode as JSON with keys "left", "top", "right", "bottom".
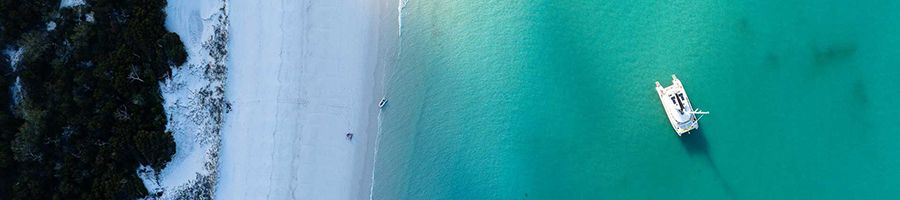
{"left": 217, "top": 0, "right": 392, "bottom": 199}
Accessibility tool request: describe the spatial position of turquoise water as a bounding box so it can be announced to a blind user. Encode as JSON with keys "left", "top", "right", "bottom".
{"left": 373, "top": 1, "right": 900, "bottom": 199}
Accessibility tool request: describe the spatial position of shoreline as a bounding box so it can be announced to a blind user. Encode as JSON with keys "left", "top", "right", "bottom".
{"left": 363, "top": 0, "right": 400, "bottom": 198}
{"left": 216, "top": 0, "right": 395, "bottom": 199}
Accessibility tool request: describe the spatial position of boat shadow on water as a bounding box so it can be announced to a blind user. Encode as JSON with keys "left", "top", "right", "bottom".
{"left": 679, "top": 129, "right": 710, "bottom": 156}
{"left": 679, "top": 129, "right": 738, "bottom": 199}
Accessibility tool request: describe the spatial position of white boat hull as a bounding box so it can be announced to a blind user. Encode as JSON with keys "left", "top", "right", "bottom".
{"left": 655, "top": 75, "right": 701, "bottom": 136}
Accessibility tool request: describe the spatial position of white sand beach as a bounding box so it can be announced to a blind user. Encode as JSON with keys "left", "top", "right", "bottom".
{"left": 216, "top": 0, "right": 393, "bottom": 199}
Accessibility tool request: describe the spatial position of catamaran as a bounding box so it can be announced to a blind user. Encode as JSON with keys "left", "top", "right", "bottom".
{"left": 655, "top": 74, "right": 708, "bottom": 136}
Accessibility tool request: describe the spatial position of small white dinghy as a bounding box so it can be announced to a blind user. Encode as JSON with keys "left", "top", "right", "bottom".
{"left": 655, "top": 74, "right": 708, "bottom": 136}
{"left": 378, "top": 97, "right": 387, "bottom": 108}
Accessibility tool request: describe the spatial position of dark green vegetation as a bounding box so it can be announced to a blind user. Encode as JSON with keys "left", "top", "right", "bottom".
{"left": 0, "top": 0, "right": 183, "bottom": 198}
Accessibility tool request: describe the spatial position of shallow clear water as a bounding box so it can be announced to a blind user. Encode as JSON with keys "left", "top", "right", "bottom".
{"left": 373, "top": 1, "right": 900, "bottom": 199}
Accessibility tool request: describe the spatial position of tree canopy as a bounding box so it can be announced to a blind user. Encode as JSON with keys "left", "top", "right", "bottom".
{"left": 0, "top": 0, "right": 183, "bottom": 198}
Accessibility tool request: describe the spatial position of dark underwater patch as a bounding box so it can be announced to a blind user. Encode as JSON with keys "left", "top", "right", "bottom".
{"left": 812, "top": 43, "right": 857, "bottom": 66}
{"left": 853, "top": 78, "right": 868, "bottom": 107}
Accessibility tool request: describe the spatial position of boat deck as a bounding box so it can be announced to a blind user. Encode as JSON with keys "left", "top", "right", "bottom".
{"left": 655, "top": 75, "right": 702, "bottom": 136}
